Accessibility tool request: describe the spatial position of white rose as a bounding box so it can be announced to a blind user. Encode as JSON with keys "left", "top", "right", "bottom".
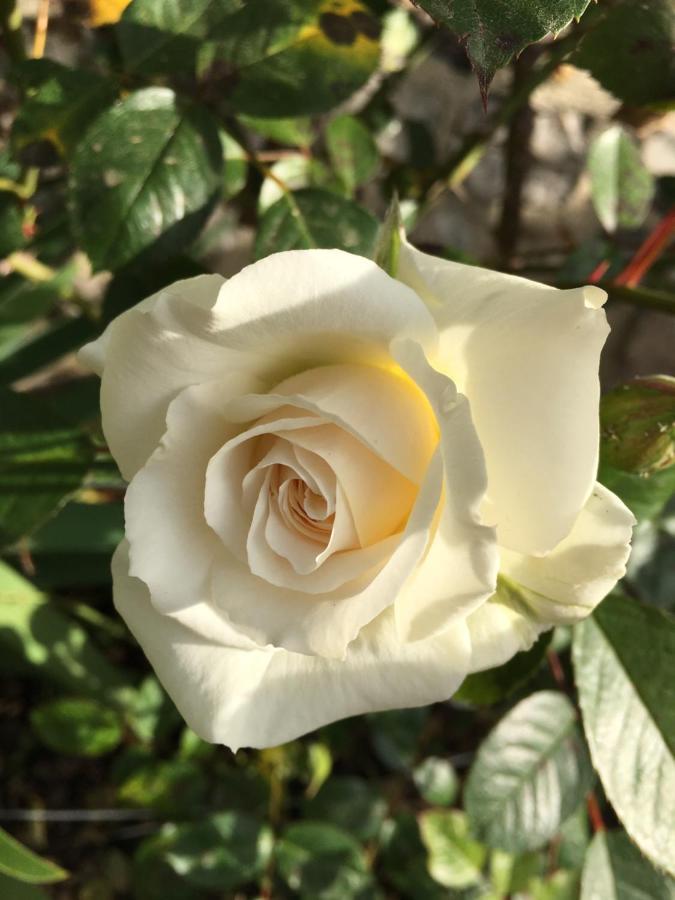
{"left": 80, "top": 244, "right": 634, "bottom": 750}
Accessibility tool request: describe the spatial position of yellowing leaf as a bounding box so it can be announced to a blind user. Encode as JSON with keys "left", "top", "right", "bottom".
{"left": 89, "top": 0, "right": 132, "bottom": 28}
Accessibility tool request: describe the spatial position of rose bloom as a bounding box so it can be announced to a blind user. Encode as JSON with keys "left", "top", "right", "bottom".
{"left": 80, "top": 242, "right": 634, "bottom": 750}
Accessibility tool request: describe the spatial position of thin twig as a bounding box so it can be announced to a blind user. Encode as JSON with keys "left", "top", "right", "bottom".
{"left": 32, "top": 0, "right": 49, "bottom": 58}
{"left": 596, "top": 282, "right": 675, "bottom": 315}
{"left": 496, "top": 47, "right": 537, "bottom": 266}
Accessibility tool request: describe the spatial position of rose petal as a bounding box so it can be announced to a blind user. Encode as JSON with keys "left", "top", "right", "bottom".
{"left": 208, "top": 446, "right": 444, "bottom": 657}
{"left": 127, "top": 378, "right": 443, "bottom": 658}
{"left": 465, "top": 587, "right": 546, "bottom": 673}
{"left": 391, "top": 339, "right": 499, "bottom": 642}
{"left": 124, "top": 380, "right": 248, "bottom": 614}
{"left": 80, "top": 251, "right": 438, "bottom": 483}
{"left": 464, "top": 482, "right": 635, "bottom": 672}
{"left": 112, "top": 541, "right": 472, "bottom": 750}
{"left": 500, "top": 481, "right": 635, "bottom": 623}
{"left": 79, "top": 275, "right": 234, "bottom": 480}
{"left": 398, "top": 240, "right": 609, "bottom": 555}
{"left": 210, "top": 249, "right": 438, "bottom": 385}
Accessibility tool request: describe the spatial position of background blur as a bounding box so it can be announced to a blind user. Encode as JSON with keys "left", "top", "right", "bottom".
{"left": 1, "top": 1, "right": 674, "bottom": 898}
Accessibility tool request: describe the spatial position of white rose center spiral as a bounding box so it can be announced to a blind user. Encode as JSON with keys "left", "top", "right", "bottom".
{"left": 204, "top": 364, "right": 439, "bottom": 595}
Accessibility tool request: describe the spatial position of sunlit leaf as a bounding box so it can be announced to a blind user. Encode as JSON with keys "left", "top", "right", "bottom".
{"left": 588, "top": 125, "right": 654, "bottom": 232}
{"left": 573, "top": 594, "right": 675, "bottom": 877}
{"left": 69, "top": 88, "right": 222, "bottom": 271}
{"left": 255, "top": 188, "right": 377, "bottom": 259}
{"left": 465, "top": 692, "right": 593, "bottom": 853}
{"left": 0, "top": 828, "right": 66, "bottom": 884}
{"left": 581, "top": 830, "right": 675, "bottom": 899}
{"left": 416, "top": 0, "right": 591, "bottom": 100}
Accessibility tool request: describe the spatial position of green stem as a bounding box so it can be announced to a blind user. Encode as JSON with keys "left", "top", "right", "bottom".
{"left": 598, "top": 282, "right": 675, "bottom": 316}
{"left": 0, "top": 167, "right": 39, "bottom": 199}
{"left": 0, "top": 0, "right": 26, "bottom": 64}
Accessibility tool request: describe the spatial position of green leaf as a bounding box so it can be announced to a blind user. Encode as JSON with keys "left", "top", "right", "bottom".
{"left": 125, "top": 675, "right": 179, "bottom": 745}
{"left": 416, "top": 0, "right": 591, "bottom": 100}
{"left": 0, "top": 561, "right": 133, "bottom": 698}
{"left": 379, "top": 813, "right": 447, "bottom": 900}
{"left": 303, "top": 776, "right": 387, "bottom": 841}
{"left": 599, "top": 463, "right": 675, "bottom": 523}
{"left": 254, "top": 188, "right": 377, "bottom": 259}
{"left": 574, "top": 0, "right": 675, "bottom": 109}
{"left": 529, "top": 869, "right": 580, "bottom": 900}
{"left": 163, "top": 813, "right": 273, "bottom": 891}
{"left": 326, "top": 115, "right": 379, "bottom": 195}
{"left": 116, "top": 0, "right": 242, "bottom": 77}
{"left": 0, "top": 827, "right": 67, "bottom": 884}
{"left": 31, "top": 697, "right": 123, "bottom": 757}
{"left": 454, "top": 630, "right": 551, "bottom": 707}
{"left": 588, "top": 126, "right": 655, "bottom": 233}
{"left": 117, "top": 755, "right": 207, "bottom": 816}
{"left": 573, "top": 594, "right": 675, "bottom": 877}
{"left": 419, "top": 810, "right": 487, "bottom": 889}
{"left": 373, "top": 193, "right": 403, "bottom": 277}
{"left": 0, "top": 874, "right": 49, "bottom": 900}
{"left": 69, "top": 87, "right": 222, "bottom": 272}
{"left": 557, "top": 806, "right": 591, "bottom": 871}
{"left": 201, "top": 0, "right": 381, "bottom": 117}
{"left": 21, "top": 501, "right": 124, "bottom": 589}
{"left": 0, "top": 196, "right": 26, "bottom": 257}
{"left": 133, "top": 830, "right": 203, "bottom": 900}
{"left": 219, "top": 130, "right": 248, "bottom": 200}
{"left": 275, "top": 821, "right": 373, "bottom": 900}
{"left": 465, "top": 691, "right": 593, "bottom": 853}
{"left": 11, "top": 59, "right": 117, "bottom": 155}
{"left": 0, "top": 388, "right": 94, "bottom": 549}
{"left": 581, "top": 831, "right": 675, "bottom": 899}
{"left": 489, "top": 848, "right": 545, "bottom": 896}
{"left": 258, "top": 156, "right": 335, "bottom": 213}
{"left": 240, "top": 114, "right": 313, "bottom": 148}
{"left": 306, "top": 741, "right": 333, "bottom": 799}
{"left": 412, "top": 757, "right": 459, "bottom": 807}
{"left": 367, "top": 707, "right": 429, "bottom": 772}
{"left": 0, "top": 317, "right": 97, "bottom": 389}
{"left": 601, "top": 377, "right": 675, "bottom": 476}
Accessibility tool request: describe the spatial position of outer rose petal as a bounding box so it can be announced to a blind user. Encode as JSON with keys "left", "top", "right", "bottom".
{"left": 79, "top": 275, "right": 230, "bottom": 480}
{"left": 397, "top": 240, "right": 609, "bottom": 556}
{"left": 391, "top": 339, "right": 499, "bottom": 642}
{"left": 465, "top": 482, "right": 635, "bottom": 672}
{"left": 80, "top": 251, "right": 438, "bottom": 481}
{"left": 112, "top": 541, "right": 473, "bottom": 750}
{"left": 500, "top": 482, "right": 635, "bottom": 624}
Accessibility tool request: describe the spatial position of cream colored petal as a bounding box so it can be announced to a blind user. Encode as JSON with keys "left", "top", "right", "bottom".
{"left": 500, "top": 482, "right": 635, "bottom": 624}
{"left": 464, "top": 483, "right": 634, "bottom": 673}
{"left": 392, "top": 339, "right": 499, "bottom": 643}
{"left": 112, "top": 541, "right": 473, "bottom": 751}
{"left": 204, "top": 413, "right": 325, "bottom": 562}
{"left": 207, "top": 446, "right": 444, "bottom": 657}
{"left": 81, "top": 249, "right": 437, "bottom": 482}
{"left": 124, "top": 381, "right": 239, "bottom": 614}
{"left": 210, "top": 249, "right": 438, "bottom": 385}
{"left": 268, "top": 364, "right": 438, "bottom": 484}
{"left": 280, "top": 423, "right": 418, "bottom": 547}
{"left": 398, "top": 240, "right": 609, "bottom": 556}
{"left": 465, "top": 585, "right": 546, "bottom": 674}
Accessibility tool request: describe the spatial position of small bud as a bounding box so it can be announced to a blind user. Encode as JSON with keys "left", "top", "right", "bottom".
{"left": 600, "top": 376, "right": 675, "bottom": 475}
